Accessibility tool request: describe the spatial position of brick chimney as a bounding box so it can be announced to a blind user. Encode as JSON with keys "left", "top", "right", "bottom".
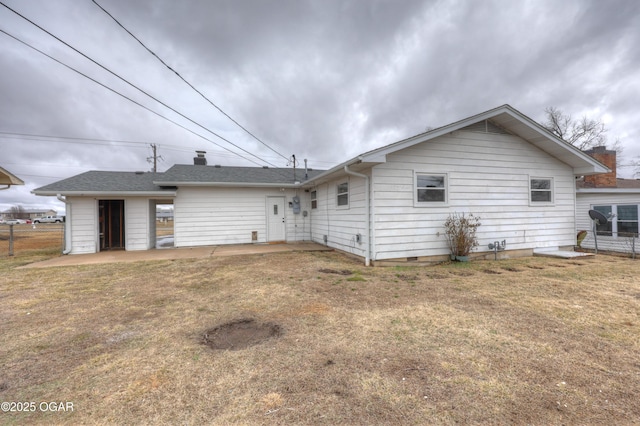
{"left": 193, "top": 150, "right": 207, "bottom": 166}
{"left": 583, "top": 146, "right": 616, "bottom": 187}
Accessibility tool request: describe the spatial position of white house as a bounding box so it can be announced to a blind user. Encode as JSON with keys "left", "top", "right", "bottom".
{"left": 575, "top": 147, "right": 640, "bottom": 254}
{"left": 33, "top": 105, "right": 608, "bottom": 264}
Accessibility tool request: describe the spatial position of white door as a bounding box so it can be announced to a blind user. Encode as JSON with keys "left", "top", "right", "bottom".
{"left": 266, "top": 196, "right": 286, "bottom": 242}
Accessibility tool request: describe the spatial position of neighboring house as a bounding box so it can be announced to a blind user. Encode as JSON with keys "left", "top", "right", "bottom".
{"left": 33, "top": 104, "right": 608, "bottom": 264}
{"left": 156, "top": 206, "right": 174, "bottom": 222}
{"left": 576, "top": 147, "right": 640, "bottom": 254}
{"left": 29, "top": 209, "right": 59, "bottom": 219}
{"left": 0, "top": 166, "right": 24, "bottom": 190}
{"left": 1, "top": 209, "right": 58, "bottom": 221}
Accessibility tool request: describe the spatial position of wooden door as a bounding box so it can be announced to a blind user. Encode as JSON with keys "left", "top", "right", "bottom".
{"left": 99, "top": 200, "right": 125, "bottom": 250}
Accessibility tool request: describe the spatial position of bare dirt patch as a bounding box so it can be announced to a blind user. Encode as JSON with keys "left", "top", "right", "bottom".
{"left": 202, "top": 318, "right": 282, "bottom": 350}
{"left": 449, "top": 269, "right": 475, "bottom": 276}
{"left": 501, "top": 266, "right": 523, "bottom": 272}
{"left": 318, "top": 268, "right": 352, "bottom": 275}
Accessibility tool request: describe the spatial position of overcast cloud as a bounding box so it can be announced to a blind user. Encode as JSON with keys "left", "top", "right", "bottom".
{"left": 1, "top": 0, "right": 639, "bottom": 213}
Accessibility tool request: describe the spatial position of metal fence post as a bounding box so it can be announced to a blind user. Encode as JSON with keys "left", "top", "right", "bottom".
{"left": 8, "top": 224, "right": 14, "bottom": 256}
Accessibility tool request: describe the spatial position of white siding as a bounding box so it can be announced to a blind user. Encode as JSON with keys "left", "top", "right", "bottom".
{"left": 125, "top": 198, "right": 152, "bottom": 251}
{"left": 371, "top": 130, "right": 577, "bottom": 260}
{"left": 66, "top": 196, "right": 161, "bottom": 254}
{"left": 576, "top": 192, "right": 640, "bottom": 252}
{"left": 174, "top": 187, "right": 310, "bottom": 247}
{"left": 66, "top": 197, "right": 98, "bottom": 254}
{"left": 149, "top": 200, "right": 157, "bottom": 249}
{"left": 288, "top": 191, "right": 313, "bottom": 242}
{"left": 310, "top": 174, "right": 368, "bottom": 257}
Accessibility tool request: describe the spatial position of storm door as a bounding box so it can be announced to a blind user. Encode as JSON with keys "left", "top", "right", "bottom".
{"left": 99, "top": 200, "right": 125, "bottom": 250}
{"left": 266, "top": 196, "right": 286, "bottom": 242}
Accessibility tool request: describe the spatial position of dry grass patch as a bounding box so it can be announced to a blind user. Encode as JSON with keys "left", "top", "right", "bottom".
{"left": 0, "top": 249, "right": 639, "bottom": 424}
{"left": 0, "top": 224, "right": 63, "bottom": 257}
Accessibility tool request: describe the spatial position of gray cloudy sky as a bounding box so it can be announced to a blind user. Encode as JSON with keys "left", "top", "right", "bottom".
{"left": 1, "top": 0, "right": 639, "bottom": 213}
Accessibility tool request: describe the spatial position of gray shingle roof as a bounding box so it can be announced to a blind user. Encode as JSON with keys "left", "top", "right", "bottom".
{"left": 33, "top": 171, "right": 174, "bottom": 194}
{"left": 32, "top": 165, "right": 328, "bottom": 195}
{"left": 156, "top": 164, "right": 326, "bottom": 185}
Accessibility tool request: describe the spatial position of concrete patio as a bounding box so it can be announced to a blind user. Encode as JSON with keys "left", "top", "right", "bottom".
{"left": 21, "top": 242, "right": 332, "bottom": 268}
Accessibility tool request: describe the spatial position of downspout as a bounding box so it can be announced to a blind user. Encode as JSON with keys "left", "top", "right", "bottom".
{"left": 344, "top": 165, "right": 371, "bottom": 266}
{"left": 56, "top": 194, "right": 71, "bottom": 254}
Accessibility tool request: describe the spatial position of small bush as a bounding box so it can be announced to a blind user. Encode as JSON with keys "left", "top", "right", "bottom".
{"left": 444, "top": 212, "right": 481, "bottom": 258}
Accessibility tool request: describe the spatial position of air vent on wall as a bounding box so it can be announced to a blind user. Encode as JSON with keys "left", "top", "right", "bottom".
{"left": 461, "top": 120, "right": 511, "bottom": 135}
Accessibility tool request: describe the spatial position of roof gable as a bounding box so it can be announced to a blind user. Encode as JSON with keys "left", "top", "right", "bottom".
{"left": 0, "top": 166, "right": 24, "bottom": 186}
{"left": 358, "top": 105, "right": 609, "bottom": 175}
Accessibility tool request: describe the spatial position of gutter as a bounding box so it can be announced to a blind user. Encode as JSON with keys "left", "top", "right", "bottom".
{"left": 56, "top": 194, "right": 71, "bottom": 255}
{"left": 343, "top": 164, "right": 371, "bottom": 266}
{"left": 577, "top": 188, "right": 640, "bottom": 194}
{"left": 33, "top": 190, "right": 177, "bottom": 197}
{"left": 153, "top": 181, "right": 300, "bottom": 188}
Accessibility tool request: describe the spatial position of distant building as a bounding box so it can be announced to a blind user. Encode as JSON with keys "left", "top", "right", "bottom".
{"left": 576, "top": 147, "right": 640, "bottom": 254}
{"left": 156, "top": 206, "right": 174, "bottom": 221}
{"left": 1, "top": 209, "right": 58, "bottom": 220}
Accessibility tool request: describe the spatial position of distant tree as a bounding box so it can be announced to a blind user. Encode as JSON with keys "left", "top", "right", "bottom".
{"left": 631, "top": 159, "right": 640, "bottom": 178}
{"left": 8, "top": 205, "right": 28, "bottom": 220}
{"left": 543, "top": 107, "right": 607, "bottom": 149}
{"left": 542, "top": 106, "right": 623, "bottom": 165}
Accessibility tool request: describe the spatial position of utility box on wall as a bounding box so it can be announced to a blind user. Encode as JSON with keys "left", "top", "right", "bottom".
{"left": 292, "top": 196, "right": 301, "bottom": 214}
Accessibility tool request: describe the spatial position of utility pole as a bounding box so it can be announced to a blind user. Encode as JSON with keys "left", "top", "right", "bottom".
{"left": 292, "top": 154, "right": 296, "bottom": 182}
{"left": 147, "top": 144, "right": 163, "bottom": 172}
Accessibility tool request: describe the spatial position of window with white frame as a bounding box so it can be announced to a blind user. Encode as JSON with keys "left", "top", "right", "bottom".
{"left": 593, "top": 205, "right": 613, "bottom": 235}
{"left": 337, "top": 182, "right": 348, "bottom": 207}
{"left": 416, "top": 174, "right": 446, "bottom": 203}
{"left": 592, "top": 204, "right": 639, "bottom": 237}
{"left": 311, "top": 190, "right": 317, "bottom": 209}
{"left": 616, "top": 205, "right": 638, "bottom": 236}
{"left": 530, "top": 178, "right": 553, "bottom": 203}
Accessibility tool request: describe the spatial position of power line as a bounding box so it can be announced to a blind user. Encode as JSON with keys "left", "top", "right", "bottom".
{"left": 0, "top": 133, "right": 275, "bottom": 172}
{"left": 0, "top": 130, "right": 153, "bottom": 146}
{"left": 0, "top": 131, "right": 244, "bottom": 158}
{"left": 0, "top": 27, "right": 266, "bottom": 167}
{"left": 0, "top": 134, "right": 148, "bottom": 149}
{"left": 0, "top": 2, "right": 280, "bottom": 169}
{"left": 91, "top": 0, "right": 290, "bottom": 162}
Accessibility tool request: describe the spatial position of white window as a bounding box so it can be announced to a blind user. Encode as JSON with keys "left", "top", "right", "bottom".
{"left": 593, "top": 205, "right": 613, "bottom": 235}
{"left": 530, "top": 177, "right": 553, "bottom": 204}
{"left": 311, "top": 190, "right": 317, "bottom": 209}
{"left": 415, "top": 173, "right": 447, "bottom": 205}
{"left": 617, "top": 205, "right": 638, "bottom": 236}
{"left": 595, "top": 204, "right": 639, "bottom": 237}
{"left": 337, "top": 182, "right": 348, "bottom": 207}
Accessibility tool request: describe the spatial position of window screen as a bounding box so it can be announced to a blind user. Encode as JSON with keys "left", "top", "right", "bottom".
{"left": 531, "top": 178, "right": 552, "bottom": 202}
{"left": 337, "top": 182, "right": 348, "bottom": 206}
{"left": 617, "top": 205, "right": 638, "bottom": 236}
{"left": 417, "top": 175, "right": 445, "bottom": 202}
